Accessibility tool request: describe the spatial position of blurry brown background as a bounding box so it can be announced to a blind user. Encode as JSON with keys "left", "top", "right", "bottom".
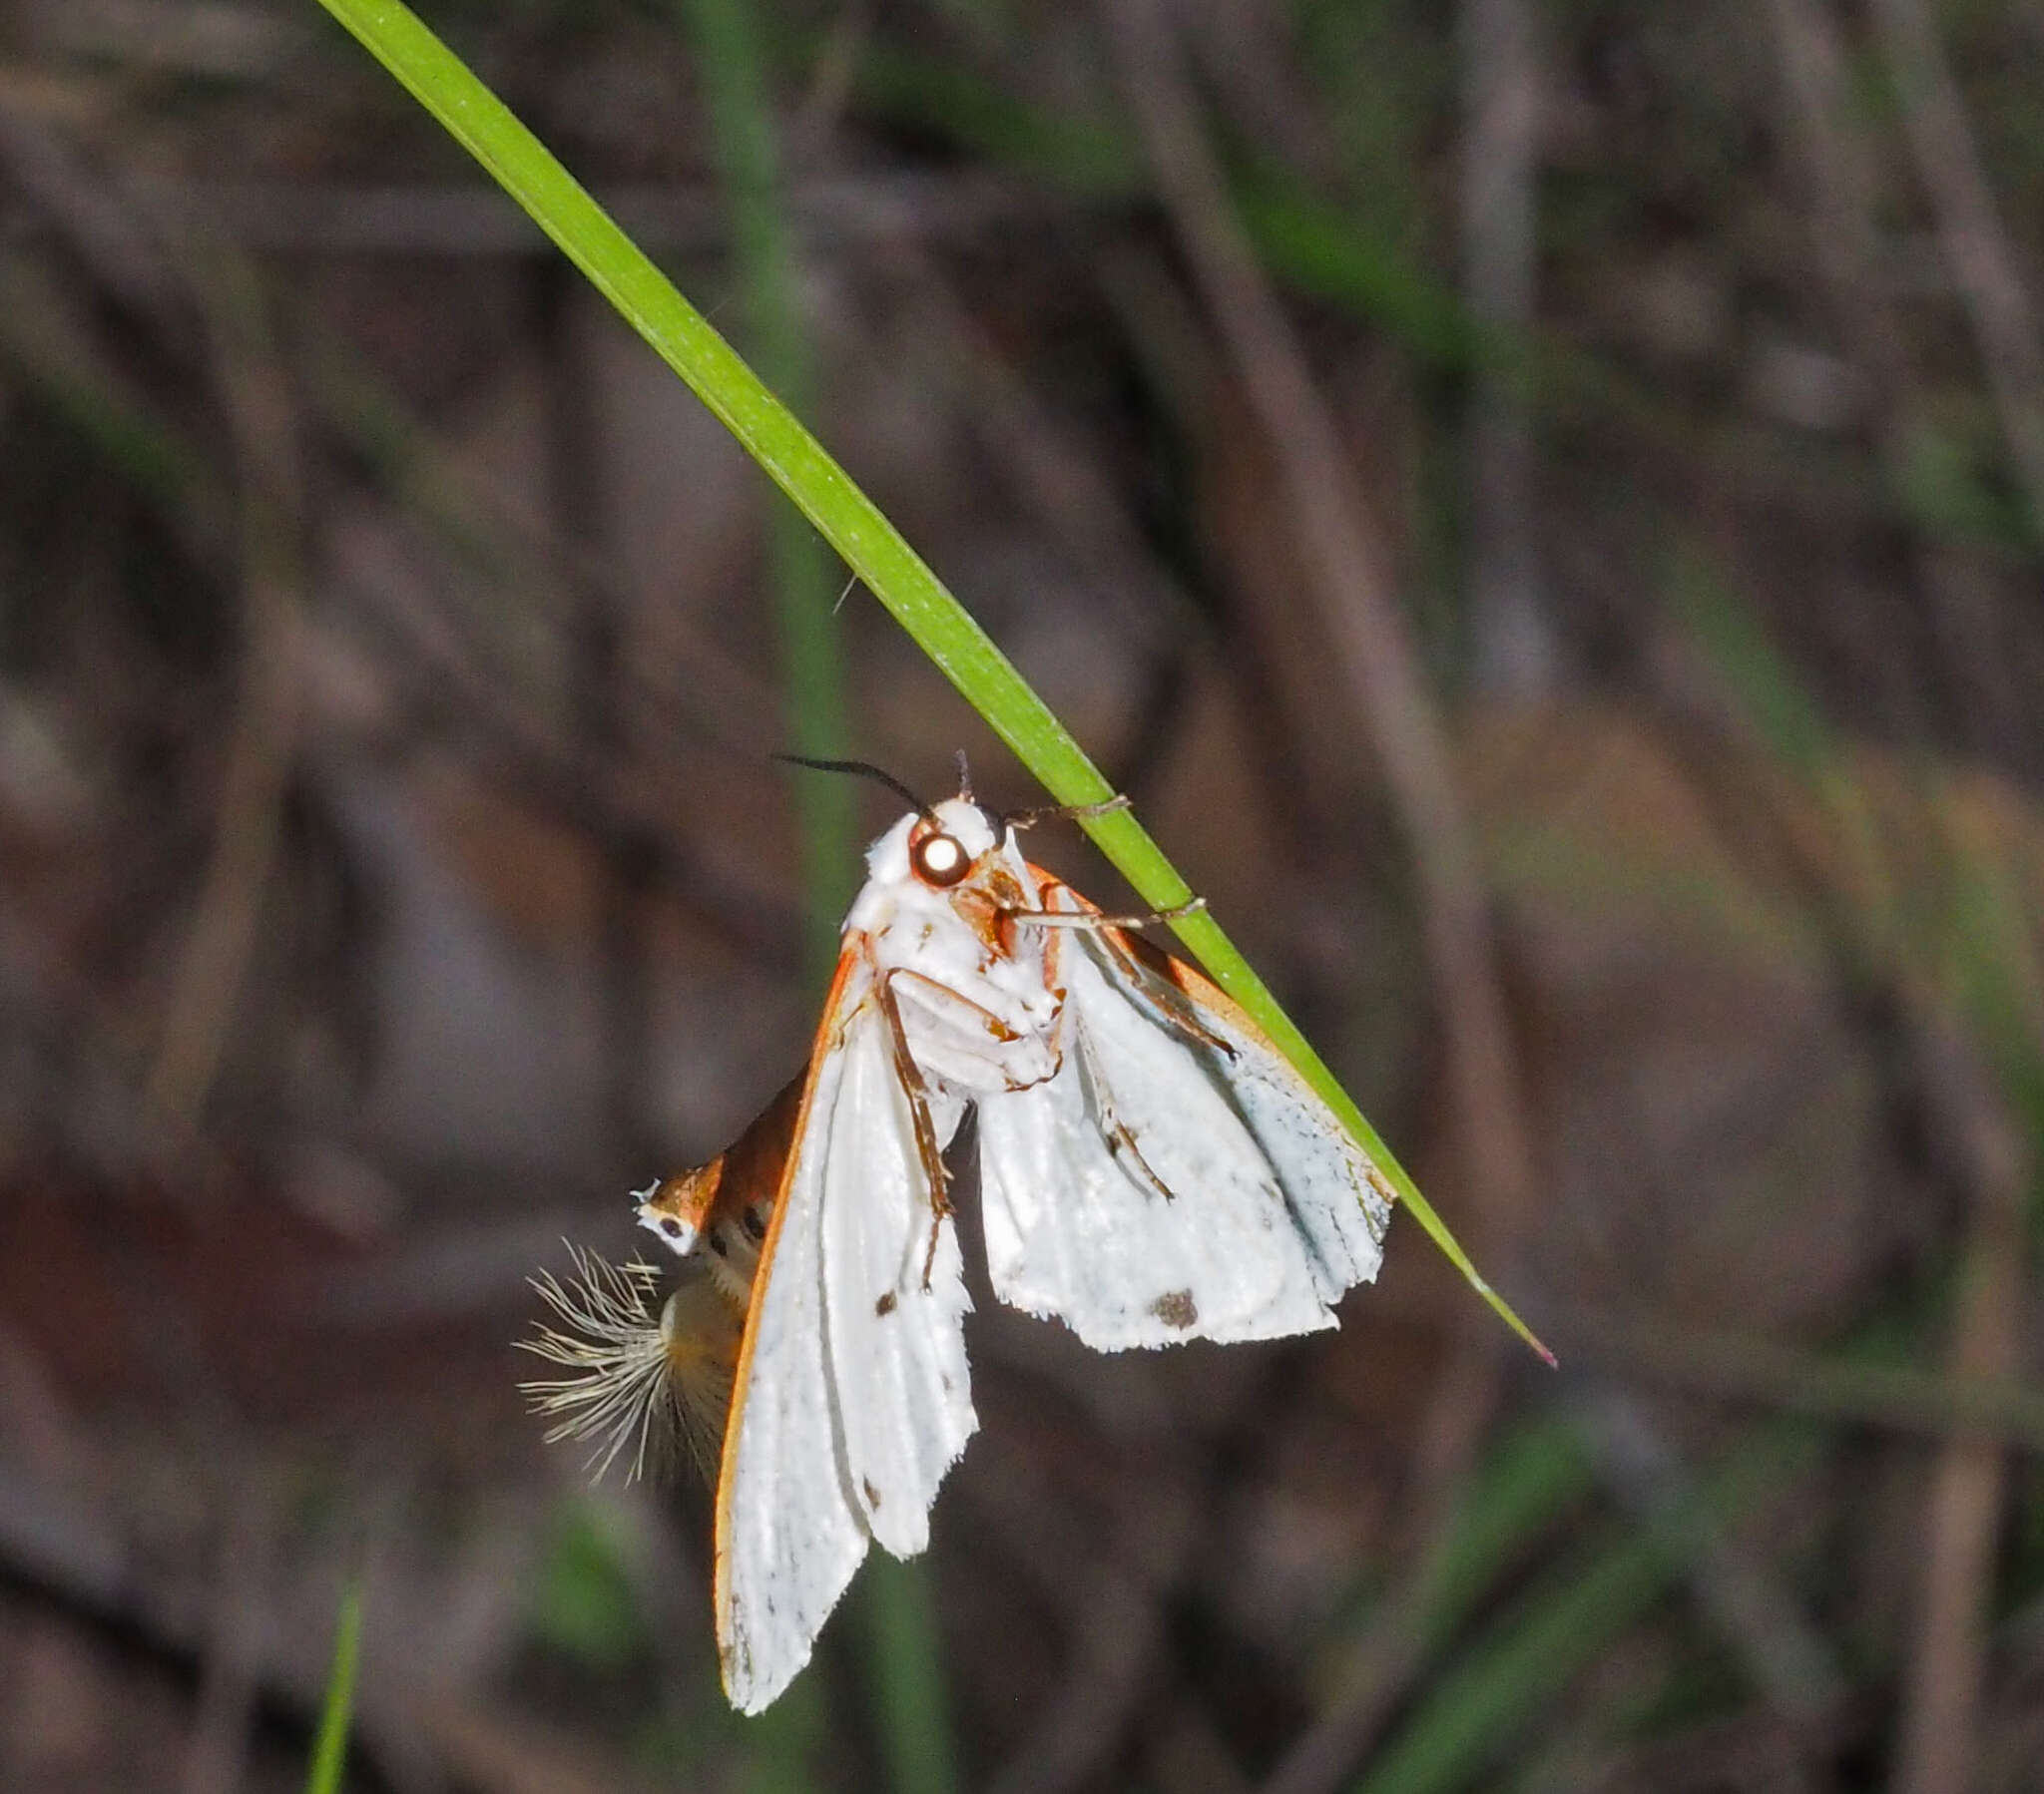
{"left": 4, "top": 1, "right": 2044, "bottom": 1790}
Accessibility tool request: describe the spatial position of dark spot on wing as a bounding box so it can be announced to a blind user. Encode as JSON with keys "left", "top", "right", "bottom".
{"left": 707, "top": 1231, "right": 729, "bottom": 1258}
{"left": 862, "top": 1477, "right": 882, "bottom": 1509}
{"left": 1150, "top": 1289, "right": 1199, "bottom": 1330}
{"left": 874, "top": 1291, "right": 897, "bottom": 1317}
{"left": 742, "top": 1204, "right": 767, "bottom": 1242}
{"left": 660, "top": 1217, "right": 684, "bottom": 1238}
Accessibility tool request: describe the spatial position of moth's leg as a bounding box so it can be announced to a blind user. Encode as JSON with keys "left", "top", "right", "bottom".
{"left": 1002, "top": 792, "right": 1132, "bottom": 830}
{"left": 884, "top": 968, "right": 1043, "bottom": 1059}
{"left": 1071, "top": 1019, "right": 1179, "bottom": 1203}
{"left": 1037, "top": 916, "right": 1069, "bottom": 1027}
{"left": 1019, "top": 888, "right": 1236, "bottom": 1060}
{"left": 878, "top": 974, "right": 955, "bottom": 1290}
{"left": 1096, "top": 929, "right": 1232, "bottom": 1055}
{"left": 1034, "top": 902, "right": 1166, "bottom": 1192}
{"left": 1009, "top": 895, "right": 1208, "bottom": 930}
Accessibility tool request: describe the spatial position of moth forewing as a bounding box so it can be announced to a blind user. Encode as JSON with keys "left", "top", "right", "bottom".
{"left": 705, "top": 949, "right": 969, "bottom": 1712}
{"left": 711, "top": 946, "right": 872, "bottom": 1715}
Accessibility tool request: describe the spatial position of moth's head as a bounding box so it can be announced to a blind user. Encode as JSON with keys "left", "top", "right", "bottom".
{"left": 862, "top": 780, "right": 1024, "bottom": 891}
{"left": 635, "top": 1165, "right": 717, "bottom": 1256}
{"left": 896, "top": 796, "right": 1008, "bottom": 890}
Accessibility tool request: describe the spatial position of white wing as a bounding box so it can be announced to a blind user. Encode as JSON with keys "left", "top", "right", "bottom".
{"left": 715, "top": 1006, "right": 864, "bottom": 1714}
{"left": 819, "top": 997, "right": 975, "bottom": 1559}
{"left": 717, "top": 963, "right": 975, "bottom": 1714}
{"left": 1164, "top": 963, "right": 1392, "bottom": 1305}
{"left": 976, "top": 908, "right": 1390, "bottom": 1351}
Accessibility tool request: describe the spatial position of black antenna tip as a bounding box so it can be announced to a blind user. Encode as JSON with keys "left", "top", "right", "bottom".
{"left": 773, "top": 754, "right": 932, "bottom": 819}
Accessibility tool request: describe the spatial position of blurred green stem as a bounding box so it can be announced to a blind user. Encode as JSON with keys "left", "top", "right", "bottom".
{"left": 680, "top": 0, "right": 951, "bottom": 1760}
{"left": 859, "top": 1552, "right": 961, "bottom": 1794}
{"left": 681, "top": 0, "right": 853, "bottom": 985}
{"left": 303, "top": 1580, "right": 362, "bottom": 1794}
{"left": 1354, "top": 1422, "right": 1821, "bottom": 1794}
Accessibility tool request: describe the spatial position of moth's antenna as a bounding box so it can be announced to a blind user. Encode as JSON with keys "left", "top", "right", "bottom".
{"left": 773, "top": 754, "right": 933, "bottom": 819}
{"left": 953, "top": 748, "right": 1008, "bottom": 839}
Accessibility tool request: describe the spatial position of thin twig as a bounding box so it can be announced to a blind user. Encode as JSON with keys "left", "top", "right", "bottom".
{"left": 1104, "top": 20, "right": 1510, "bottom": 1765}
{"left": 0, "top": 97, "right": 175, "bottom": 312}
{"left": 1760, "top": 0, "right": 1910, "bottom": 389}
{"left": 144, "top": 239, "right": 303, "bottom": 1128}
{"left": 179, "top": 1478, "right": 276, "bottom": 1794}
{"left": 127, "top": 172, "right": 1052, "bottom": 256}
{"left": 1104, "top": 0, "right": 1540, "bottom": 1394}
{"left": 1758, "top": 0, "right": 2022, "bottom": 757}
{"left": 1891, "top": 1022, "right": 2029, "bottom": 1794}
{"left": 1561, "top": 1305, "right": 2044, "bottom": 1451}
{"left": 1105, "top": 0, "right": 1538, "bottom": 1265}
{"left": 1573, "top": 1384, "right": 1845, "bottom": 1723}
{"left": 1105, "top": 15, "right": 1553, "bottom": 1770}
{"left": 1460, "top": 0, "right": 1554, "bottom": 694}
{"left": 973, "top": 1430, "right": 1200, "bottom": 1794}
{"left": 537, "top": 260, "right": 656, "bottom": 1170}
{"left": 1869, "top": 0, "right": 2044, "bottom": 537}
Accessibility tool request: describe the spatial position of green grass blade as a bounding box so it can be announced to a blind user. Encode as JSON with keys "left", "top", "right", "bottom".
{"left": 303, "top": 1579, "right": 363, "bottom": 1794}
{"left": 1357, "top": 1528, "right": 1668, "bottom": 1794}
{"left": 1352, "top": 1423, "right": 1819, "bottom": 1794}
{"left": 852, "top": 49, "right": 1472, "bottom": 366}
{"left": 1414, "top": 1422, "right": 1597, "bottom": 1644}
{"left": 309, "top": 0, "right": 1548, "bottom": 1361}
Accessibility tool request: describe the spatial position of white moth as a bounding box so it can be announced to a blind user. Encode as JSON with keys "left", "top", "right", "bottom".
{"left": 529, "top": 779, "right": 1396, "bottom": 1715}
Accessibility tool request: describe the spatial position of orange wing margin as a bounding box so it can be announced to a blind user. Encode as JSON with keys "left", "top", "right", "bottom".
{"left": 710, "top": 936, "right": 872, "bottom": 1651}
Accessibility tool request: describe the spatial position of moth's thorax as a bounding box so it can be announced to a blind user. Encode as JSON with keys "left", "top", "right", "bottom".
{"left": 847, "top": 801, "right": 1065, "bottom": 1094}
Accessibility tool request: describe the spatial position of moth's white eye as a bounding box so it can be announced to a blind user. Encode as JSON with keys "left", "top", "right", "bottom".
{"left": 910, "top": 829, "right": 971, "bottom": 888}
